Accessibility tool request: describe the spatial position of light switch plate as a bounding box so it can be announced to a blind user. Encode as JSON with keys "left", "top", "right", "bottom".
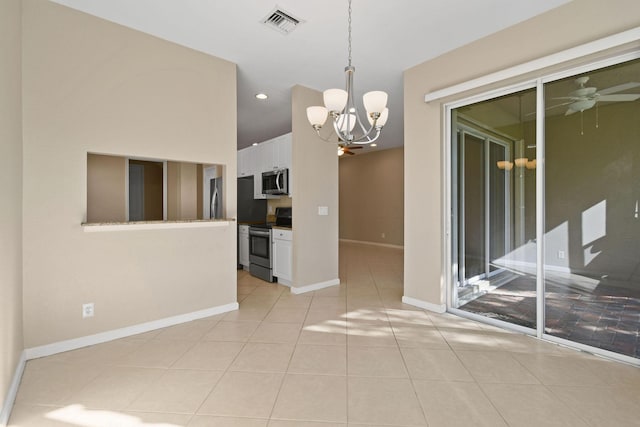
{"left": 318, "top": 206, "right": 329, "bottom": 216}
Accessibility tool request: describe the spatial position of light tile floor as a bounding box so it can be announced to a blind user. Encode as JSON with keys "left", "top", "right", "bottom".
{"left": 9, "top": 242, "right": 640, "bottom": 426}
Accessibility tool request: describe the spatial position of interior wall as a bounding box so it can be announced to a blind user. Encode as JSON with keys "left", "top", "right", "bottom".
{"left": 291, "top": 85, "right": 339, "bottom": 289}
{"left": 179, "top": 162, "right": 198, "bottom": 220}
{"left": 0, "top": 0, "right": 24, "bottom": 417}
{"left": 86, "top": 154, "right": 126, "bottom": 223}
{"left": 404, "top": 0, "right": 640, "bottom": 307}
{"left": 21, "top": 0, "right": 237, "bottom": 348}
{"left": 339, "top": 147, "right": 404, "bottom": 246}
{"left": 167, "top": 161, "right": 179, "bottom": 220}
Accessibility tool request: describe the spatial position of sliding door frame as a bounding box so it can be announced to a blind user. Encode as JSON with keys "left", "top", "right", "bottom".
{"left": 443, "top": 50, "right": 640, "bottom": 366}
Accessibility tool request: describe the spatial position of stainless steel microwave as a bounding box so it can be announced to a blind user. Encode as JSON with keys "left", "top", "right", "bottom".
{"left": 262, "top": 168, "right": 289, "bottom": 195}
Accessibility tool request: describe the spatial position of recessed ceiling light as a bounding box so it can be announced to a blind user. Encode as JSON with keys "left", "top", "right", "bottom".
{"left": 255, "top": 93, "right": 268, "bottom": 100}
{"left": 371, "top": 143, "right": 377, "bottom": 147}
{"left": 252, "top": 142, "right": 258, "bottom": 146}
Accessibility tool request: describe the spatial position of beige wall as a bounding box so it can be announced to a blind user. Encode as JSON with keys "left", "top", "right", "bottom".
{"left": 0, "top": 0, "right": 24, "bottom": 416}
{"left": 167, "top": 161, "right": 199, "bottom": 220}
{"left": 291, "top": 85, "right": 339, "bottom": 289}
{"left": 404, "top": 0, "right": 640, "bottom": 307}
{"left": 87, "top": 154, "right": 126, "bottom": 223}
{"left": 22, "top": 0, "right": 237, "bottom": 347}
{"left": 180, "top": 162, "right": 198, "bottom": 220}
{"left": 339, "top": 148, "right": 404, "bottom": 246}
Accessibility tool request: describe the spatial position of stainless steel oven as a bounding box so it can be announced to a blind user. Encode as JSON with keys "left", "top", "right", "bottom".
{"left": 248, "top": 207, "right": 291, "bottom": 282}
{"left": 249, "top": 225, "right": 273, "bottom": 282}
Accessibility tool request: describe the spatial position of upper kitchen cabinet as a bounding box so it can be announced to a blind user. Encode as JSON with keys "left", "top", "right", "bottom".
{"left": 237, "top": 147, "right": 253, "bottom": 178}
{"left": 261, "top": 134, "right": 292, "bottom": 171}
{"left": 237, "top": 133, "right": 292, "bottom": 198}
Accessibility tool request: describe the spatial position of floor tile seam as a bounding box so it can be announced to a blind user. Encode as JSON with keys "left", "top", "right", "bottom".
{"left": 347, "top": 265, "right": 392, "bottom": 331}
{"left": 284, "top": 369, "right": 348, "bottom": 377}
{"left": 265, "top": 292, "right": 318, "bottom": 421}
{"left": 394, "top": 335, "right": 435, "bottom": 427}
{"left": 451, "top": 349, "right": 542, "bottom": 384}
{"left": 14, "top": 368, "right": 109, "bottom": 408}
{"left": 449, "top": 370, "right": 513, "bottom": 427}
{"left": 189, "top": 328, "right": 252, "bottom": 417}
{"left": 498, "top": 350, "right": 550, "bottom": 387}
{"left": 161, "top": 337, "right": 220, "bottom": 370}
{"left": 269, "top": 414, "right": 348, "bottom": 424}
{"left": 113, "top": 366, "right": 184, "bottom": 414}
{"left": 475, "top": 381, "right": 593, "bottom": 427}
{"left": 363, "top": 266, "right": 430, "bottom": 426}
{"left": 345, "top": 373, "right": 410, "bottom": 379}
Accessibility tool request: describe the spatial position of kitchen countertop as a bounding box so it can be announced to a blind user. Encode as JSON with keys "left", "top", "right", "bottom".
{"left": 82, "top": 218, "right": 235, "bottom": 232}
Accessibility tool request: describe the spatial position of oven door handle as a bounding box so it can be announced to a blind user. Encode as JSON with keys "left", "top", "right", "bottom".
{"left": 249, "top": 229, "right": 271, "bottom": 237}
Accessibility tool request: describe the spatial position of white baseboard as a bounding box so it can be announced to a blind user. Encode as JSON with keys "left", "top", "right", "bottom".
{"left": 291, "top": 278, "right": 340, "bottom": 295}
{"left": 277, "top": 278, "right": 292, "bottom": 287}
{"left": 25, "top": 302, "right": 238, "bottom": 360}
{"left": 402, "top": 296, "right": 446, "bottom": 313}
{"left": 340, "top": 238, "right": 404, "bottom": 249}
{"left": 0, "top": 351, "right": 26, "bottom": 427}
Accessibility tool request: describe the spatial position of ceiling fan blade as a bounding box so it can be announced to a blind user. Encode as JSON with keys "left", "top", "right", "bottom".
{"left": 597, "top": 82, "right": 640, "bottom": 95}
{"left": 345, "top": 150, "right": 355, "bottom": 155}
{"left": 552, "top": 96, "right": 581, "bottom": 100}
{"left": 565, "top": 107, "right": 579, "bottom": 116}
{"left": 348, "top": 146, "right": 363, "bottom": 149}
{"left": 597, "top": 94, "right": 640, "bottom": 102}
{"left": 546, "top": 101, "right": 573, "bottom": 110}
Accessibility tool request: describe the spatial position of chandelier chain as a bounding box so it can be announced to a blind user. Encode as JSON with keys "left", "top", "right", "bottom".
{"left": 347, "top": 0, "right": 352, "bottom": 67}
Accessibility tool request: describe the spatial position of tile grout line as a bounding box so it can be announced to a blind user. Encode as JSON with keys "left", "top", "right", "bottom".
{"left": 189, "top": 279, "right": 284, "bottom": 420}
{"left": 265, "top": 282, "right": 312, "bottom": 423}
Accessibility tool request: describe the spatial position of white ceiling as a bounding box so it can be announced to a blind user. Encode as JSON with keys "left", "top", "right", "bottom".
{"left": 51, "top": 0, "right": 570, "bottom": 151}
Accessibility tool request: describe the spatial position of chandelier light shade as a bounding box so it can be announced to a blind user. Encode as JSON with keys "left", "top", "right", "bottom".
{"left": 307, "top": 106, "right": 329, "bottom": 129}
{"left": 496, "top": 160, "right": 514, "bottom": 170}
{"left": 514, "top": 157, "right": 529, "bottom": 168}
{"left": 306, "top": 0, "right": 388, "bottom": 145}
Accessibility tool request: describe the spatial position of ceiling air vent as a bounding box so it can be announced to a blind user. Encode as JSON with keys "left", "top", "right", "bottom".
{"left": 261, "top": 7, "right": 303, "bottom": 35}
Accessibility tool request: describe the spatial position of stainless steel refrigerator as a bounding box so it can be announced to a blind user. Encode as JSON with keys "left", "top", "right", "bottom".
{"left": 209, "top": 177, "right": 223, "bottom": 219}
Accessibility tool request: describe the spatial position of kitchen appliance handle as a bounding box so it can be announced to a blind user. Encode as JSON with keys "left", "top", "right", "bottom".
{"left": 211, "top": 187, "right": 218, "bottom": 219}
{"left": 249, "top": 229, "right": 271, "bottom": 237}
{"left": 276, "top": 170, "right": 281, "bottom": 191}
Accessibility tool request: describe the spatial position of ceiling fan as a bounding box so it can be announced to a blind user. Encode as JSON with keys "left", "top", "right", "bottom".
{"left": 549, "top": 76, "right": 640, "bottom": 116}
{"left": 337, "top": 144, "right": 362, "bottom": 156}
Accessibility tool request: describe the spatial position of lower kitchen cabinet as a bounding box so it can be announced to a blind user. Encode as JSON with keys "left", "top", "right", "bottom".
{"left": 272, "top": 228, "right": 292, "bottom": 285}
{"left": 238, "top": 225, "right": 250, "bottom": 269}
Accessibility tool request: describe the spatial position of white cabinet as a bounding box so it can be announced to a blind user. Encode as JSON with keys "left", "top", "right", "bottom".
{"left": 237, "top": 149, "right": 251, "bottom": 178}
{"left": 253, "top": 174, "right": 265, "bottom": 199}
{"left": 272, "top": 228, "right": 292, "bottom": 285}
{"left": 238, "top": 225, "right": 250, "bottom": 269}
{"left": 237, "top": 133, "right": 292, "bottom": 198}
{"left": 277, "top": 136, "right": 292, "bottom": 170}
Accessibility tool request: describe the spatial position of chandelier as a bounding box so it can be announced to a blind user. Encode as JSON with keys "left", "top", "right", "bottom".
{"left": 306, "top": 0, "right": 389, "bottom": 145}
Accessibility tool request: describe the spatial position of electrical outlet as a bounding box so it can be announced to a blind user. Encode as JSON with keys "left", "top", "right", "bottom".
{"left": 558, "top": 250, "right": 565, "bottom": 259}
{"left": 82, "top": 303, "right": 94, "bottom": 318}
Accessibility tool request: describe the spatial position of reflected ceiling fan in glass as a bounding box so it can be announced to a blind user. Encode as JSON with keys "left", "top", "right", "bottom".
{"left": 546, "top": 76, "right": 640, "bottom": 134}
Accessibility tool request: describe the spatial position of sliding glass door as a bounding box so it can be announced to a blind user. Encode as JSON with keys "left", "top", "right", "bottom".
{"left": 543, "top": 59, "right": 640, "bottom": 358}
{"left": 448, "top": 57, "right": 640, "bottom": 362}
{"left": 451, "top": 88, "right": 537, "bottom": 329}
